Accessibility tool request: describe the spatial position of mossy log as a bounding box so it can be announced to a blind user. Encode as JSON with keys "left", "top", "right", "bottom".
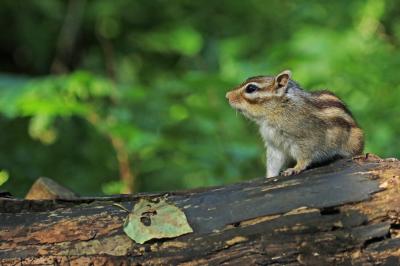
{"left": 1, "top": 154, "right": 400, "bottom": 265}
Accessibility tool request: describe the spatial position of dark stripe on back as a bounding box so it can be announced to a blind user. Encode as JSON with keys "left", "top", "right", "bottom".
{"left": 329, "top": 117, "right": 356, "bottom": 128}
{"left": 312, "top": 99, "right": 353, "bottom": 116}
{"left": 311, "top": 90, "right": 353, "bottom": 115}
{"left": 299, "top": 93, "right": 358, "bottom": 128}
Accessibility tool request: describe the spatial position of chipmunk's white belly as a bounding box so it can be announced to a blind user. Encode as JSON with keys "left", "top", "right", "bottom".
{"left": 259, "top": 122, "right": 296, "bottom": 157}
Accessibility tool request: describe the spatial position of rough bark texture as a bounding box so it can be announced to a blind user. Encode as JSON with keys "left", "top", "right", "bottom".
{"left": 0, "top": 154, "right": 400, "bottom": 265}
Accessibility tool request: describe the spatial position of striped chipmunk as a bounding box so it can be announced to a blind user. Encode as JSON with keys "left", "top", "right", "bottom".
{"left": 226, "top": 70, "right": 364, "bottom": 178}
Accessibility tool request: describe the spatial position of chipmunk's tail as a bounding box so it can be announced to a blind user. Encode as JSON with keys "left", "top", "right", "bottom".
{"left": 347, "top": 127, "right": 364, "bottom": 155}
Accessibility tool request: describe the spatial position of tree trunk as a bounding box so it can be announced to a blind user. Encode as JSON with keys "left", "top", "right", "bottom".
{"left": 1, "top": 154, "right": 399, "bottom": 265}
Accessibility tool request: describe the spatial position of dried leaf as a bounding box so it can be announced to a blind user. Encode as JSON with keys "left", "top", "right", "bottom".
{"left": 123, "top": 198, "right": 193, "bottom": 244}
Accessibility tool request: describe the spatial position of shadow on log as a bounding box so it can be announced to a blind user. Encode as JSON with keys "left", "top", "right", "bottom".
{"left": 1, "top": 154, "right": 400, "bottom": 265}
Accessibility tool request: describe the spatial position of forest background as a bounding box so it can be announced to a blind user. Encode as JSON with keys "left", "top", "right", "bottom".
{"left": 0, "top": 0, "right": 398, "bottom": 196}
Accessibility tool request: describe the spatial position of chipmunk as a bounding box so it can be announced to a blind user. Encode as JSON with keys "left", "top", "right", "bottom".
{"left": 226, "top": 70, "right": 364, "bottom": 178}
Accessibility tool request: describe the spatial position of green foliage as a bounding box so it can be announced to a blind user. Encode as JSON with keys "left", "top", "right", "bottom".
{"left": 0, "top": 0, "right": 399, "bottom": 196}
{"left": 0, "top": 170, "right": 9, "bottom": 187}
{"left": 102, "top": 180, "right": 124, "bottom": 195}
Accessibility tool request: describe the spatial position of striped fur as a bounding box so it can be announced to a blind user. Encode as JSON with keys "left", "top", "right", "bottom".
{"left": 226, "top": 70, "right": 364, "bottom": 178}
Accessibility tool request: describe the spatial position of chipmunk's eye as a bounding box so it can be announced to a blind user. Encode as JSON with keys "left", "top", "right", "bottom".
{"left": 245, "top": 84, "right": 259, "bottom": 94}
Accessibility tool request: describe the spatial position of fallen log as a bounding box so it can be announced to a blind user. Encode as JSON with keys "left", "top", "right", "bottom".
{"left": 0, "top": 154, "right": 399, "bottom": 265}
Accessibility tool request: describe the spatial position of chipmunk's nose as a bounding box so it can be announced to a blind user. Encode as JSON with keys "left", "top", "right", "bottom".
{"left": 225, "top": 91, "right": 231, "bottom": 99}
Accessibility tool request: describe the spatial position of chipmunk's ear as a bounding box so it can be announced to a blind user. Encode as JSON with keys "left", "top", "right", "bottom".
{"left": 275, "top": 70, "right": 292, "bottom": 89}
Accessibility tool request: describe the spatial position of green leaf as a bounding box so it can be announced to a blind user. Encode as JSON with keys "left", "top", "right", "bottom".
{"left": 28, "top": 115, "right": 57, "bottom": 144}
{"left": 101, "top": 180, "right": 124, "bottom": 195}
{"left": 123, "top": 198, "right": 193, "bottom": 244}
{"left": 169, "top": 104, "right": 189, "bottom": 121}
{"left": 0, "top": 170, "right": 9, "bottom": 187}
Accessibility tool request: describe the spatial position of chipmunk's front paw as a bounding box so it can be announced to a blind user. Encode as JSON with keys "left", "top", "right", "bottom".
{"left": 282, "top": 161, "right": 310, "bottom": 176}
{"left": 282, "top": 168, "right": 300, "bottom": 176}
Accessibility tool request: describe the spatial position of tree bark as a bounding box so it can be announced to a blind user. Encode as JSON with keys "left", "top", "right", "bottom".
{"left": 0, "top": 154, "right": 399, "bottom": 265}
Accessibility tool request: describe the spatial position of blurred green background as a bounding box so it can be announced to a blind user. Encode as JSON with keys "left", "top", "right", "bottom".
{"left": 0, "top": 0, "right": 399, "bottom": 197}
